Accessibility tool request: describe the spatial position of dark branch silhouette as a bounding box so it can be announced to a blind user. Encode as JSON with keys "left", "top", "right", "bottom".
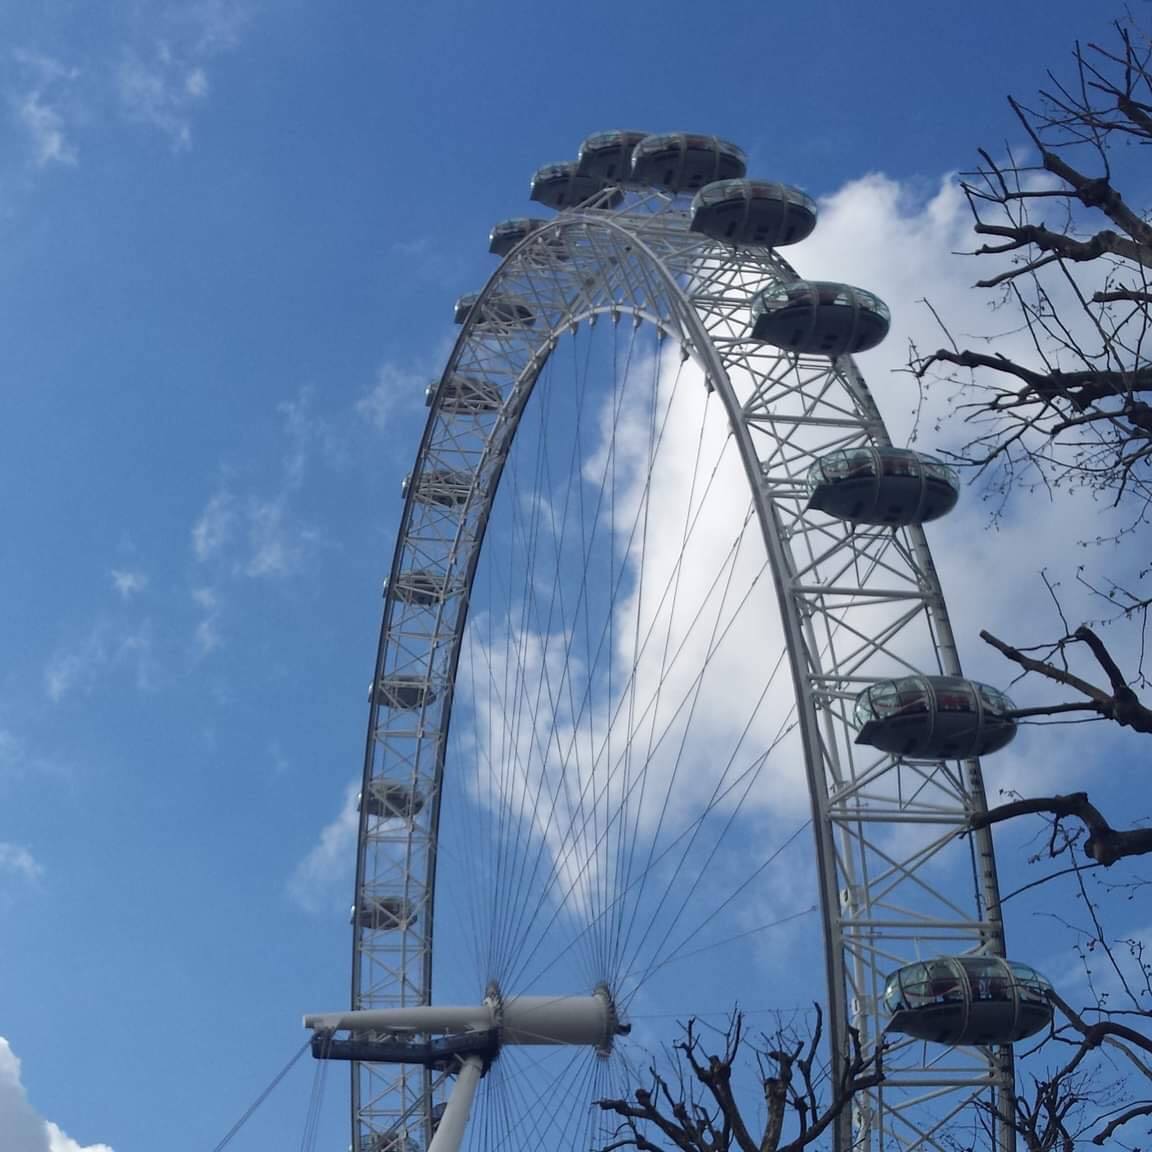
{"left": 597, "top": 1012, "right": 882, "bottom": 1152}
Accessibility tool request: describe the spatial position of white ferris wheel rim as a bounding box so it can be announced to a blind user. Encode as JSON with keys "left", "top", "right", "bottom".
{"left": 343, "top": 184, "right": 1014, "bottom": 1152}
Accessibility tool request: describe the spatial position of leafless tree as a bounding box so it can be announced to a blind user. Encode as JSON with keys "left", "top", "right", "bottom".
{"left": 597, "top": 1011, "right": 882, "bottom": 1152}
{"left": 907, "top": 21, "right": 1152, "bottom": 1145}
{"left": 602, "top": 25, "right": 1152, "bottom": 1152}
{"left": 911, "top": 19, "right": 1152, "bottom": 868}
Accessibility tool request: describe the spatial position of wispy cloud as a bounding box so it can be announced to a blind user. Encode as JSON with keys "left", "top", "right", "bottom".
{"left": 191, "top": 586, "right": 222, "bottom": 654}
{"left": 116, "top": 1, "right": 250, "bottom": 149}
{"left": 357, "top": 361, "right": 426, "bottom": 432}
{"left": 193, "top": 391, "right": 330, "bottom": 584}
{"left": 0, "top": 729, "right": 67, "bottom": 786}
{"left": 0, "top": 845, "right": 42, "bottom": 885}
{"left": 191, "top": 489, "right": 234, "bottom": 561}
{"left": 288, "top": 783, "right": 358, "bottom": 914}
{"left": 16, "top": 93, "right": 76, "bottom": 167}
{"left": 44, "top": 618, "right": 156, "bottom": 702}
{"left": 116, "top": 46, "right": 205, "bottom": 151}
{"left": 0, "top": 1036, "right": 113, "bottom": 1152}
{"left": 10, "top": 52, "right": 80, "bottom": 168}
{"left": 110, "top": 569, "right": 148, "bottom": 600}
{"left": 243, "top": 498, "right": 293, "bottom": 577}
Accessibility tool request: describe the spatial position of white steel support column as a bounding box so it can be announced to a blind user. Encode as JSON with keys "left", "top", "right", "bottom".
{"left": 427, "top": 1057, "right": 484, "bottom": 1152}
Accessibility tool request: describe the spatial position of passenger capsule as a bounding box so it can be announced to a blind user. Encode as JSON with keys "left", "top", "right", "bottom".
{"left": 358, "top": 779, "right": 425, "bottom": 819}
{"left": 388, "top": 570, "right": 450, "bottom": 605}
{"left": 630, "top": 134, "right": 746, "bottom": 193}
{"left": 690, "top": 180, "right": 817, "bottom": 247}
{"left": 453, "top": 292, "right": 535, "bottom": 329}
{"left": 451, "top": 292, "right": 536, "bottom": 329}
{"left": 426, "top": 374, "right": 503, "bottom": 413}
{"left": 884, "top": 957, "right": 1054, "bottom": 1046}
{"left": 489, "top": 217, "right": 549, "bottom": 257}
{"left": 359, "top": 1131, "right": 405, "bottom": 1152}
{"left": 577, "top": 130, "right": 649, "bottom": 181}
{"left": 750, "top": 281, "right": 890, "bottom": 356}
{"left": 530, "top": 162, "right": 618, "bottom": 210}
{"left": 371, "top": 675, "right": 435, "bottom": 711}
{"left": 807, "top": 448, "right": 960, "bottom": 526}
{"left": 854, "top": 676, "right": 1016, "bottom": 759}
{"left": 352, "top": 895, "right": 417, "bottom": 931}
{"left": 403, "top": 468, "right": 471, "bottom": 507}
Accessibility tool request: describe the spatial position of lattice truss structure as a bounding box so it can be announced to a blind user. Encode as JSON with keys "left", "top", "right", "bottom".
{"left": 350, "top": 188, "right": 1014, "bottom": 1152}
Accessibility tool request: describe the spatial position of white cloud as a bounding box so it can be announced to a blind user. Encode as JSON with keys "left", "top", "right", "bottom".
{"left": 357, "top": 362, "right": 426, "bottom": 432}
{"left": 109, "top": 569, "right": 147, "bottom": 600}
{"left": 278, "top": 388, "right": 321, "bottom": 488}
{"left": 184, "top": 67, "right": 208, "bottom": 99}
{"left": 0, "top": 1037, "right": 113, "bottom": 1152}
{"left": 174, "top": 0, "right": 250, "bottom": 56}
{"left": 44, "top": 619, "right": 156, "bottom": 702}
{"left": 0, "top": 730, "right": 25, "bottom": 776}
{"left": 191, "top": 489, "right": 233, "bottom": 561}
{"left": 191, "top": 586, "right": 222, "bottom": 653}
{"left": 0, "top": 845, "right": 42, "bottom": 884}
{"left": 117, "top": 48, "right": 194, "bottom": 150}
{"left": 15, "top": 92, "right": 76, "bottom": 167}
{"left": 10, "top": 51, "right": 81, "bottom": 168}
{"left": 289, "top": 783, "right": 359, "bottom": 914}
{"left": 192, "top": 395, "right": 330, "bottom": 583}
{"left": 0, "top": 730, "right": 67, "bottom": 785}
{"left": 244, "top": 498, "right": 293, "bottom": 577}
{"left": 115, "top": 2, "right": 250, "bottom": 148}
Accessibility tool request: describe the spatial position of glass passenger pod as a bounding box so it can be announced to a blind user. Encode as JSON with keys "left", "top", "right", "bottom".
{"left": 488, "top": 217, "right": 549, "bottom": 257}
{"left": 352, "top": 895, "right": 418, "bottom": 931}
{"left": 388, "top": 569, "right": 450, "bottom": 605}
{"left": 358, "top": 778, "right": 425, "bottom": 820}
{"left": 629, "top": 133, "right": 746, "bottom": 193}
{"left": 749, "top": 280, "right": 891, "bottom": 356}
{"left": 884, "top": 957, "right": 1054, "bottom": 1046}
{"left": 690, "top": 180, "right": 817, "bottom": 248}
{"left": 453, "top": 293, "right": 535, "bottom": 329}
{"left": 577, "top": 130, "right": 650, "bottom": 181}
{"left": 426, "top": 374, "right": 503, "bottom": 413}
{"left": 453, "top": 292, "right": 477, "bottom": 325}
{"left": 371, "top": 675, "right": 436, "bottom": 710}
{"left": 361, "top": 1133, "right": 408, "bottom": 1152}
{"left": 529, "top": 161, "right": 618, "bottom": 210}
{"left": 806, "top": 447, "right": 960, "bottom": 526}
{"left": 406, "top": 468, "right": 472, "bottom": 507}
{"left": 853, "top": 675, "right": 1017, "bottom": 759}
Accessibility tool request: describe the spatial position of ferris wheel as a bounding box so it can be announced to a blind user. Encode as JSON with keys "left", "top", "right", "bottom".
{"left": 304, "top": 132, "right": 1054, "bottom": 1152}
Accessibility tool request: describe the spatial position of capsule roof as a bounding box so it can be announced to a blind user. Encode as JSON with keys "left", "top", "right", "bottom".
{"left": 577, "top": 130, "right": 650, "bottom": 181}
{"left": 750, "top": 280, "right": 890, "bottom": 356}
{"left": 372, "top": 675, "right": 435, "bottom": 710}
{"left": 389, "top": 570, "right": 451, "bottom": 606}
{"left": 854, "top": 675, "right": 1017, "bottom": 760}
{"left": 360, "top": 779, "right": 425, "bottom": 819}
{"left": 630, "top": 133, "right": 746, "bottom": 193}
{"left": 885, "top": 956, "right": 1054, "bottom": 1046}
{"left": 690, "top": 180, "right": 817, "bottom": 248}
{"left": 403, "top": 468, "right": 472, "bottom": 508}
{"left": 488, "top": 217, "right": 550, "bottom": 257}
{"left": 530, "top": 162, "right": 618, "bottom": 210}
{"left": 806, "top": 447, "right": 960, "bottom": 526}
{"left": 426, "top": 374, "right": 503, "bottom": 413}
{"left": 453, "top": 293, "right": 535, "bottom": 329}
{"left": 353, "top": 895, "right": 418, "bottom": 931}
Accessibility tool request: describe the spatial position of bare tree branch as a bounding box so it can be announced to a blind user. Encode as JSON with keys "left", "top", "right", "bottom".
{"left": 971, "top": 792, "right": 1152, "bottom": 865}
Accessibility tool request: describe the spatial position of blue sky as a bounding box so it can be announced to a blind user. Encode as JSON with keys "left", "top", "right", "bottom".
{"left": 2, "top": 2, "right": 1149, "bottom": 1151}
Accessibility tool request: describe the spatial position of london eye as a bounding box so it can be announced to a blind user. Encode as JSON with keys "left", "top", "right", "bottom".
{"left": 304, "top": 130, "right": 1048, "bottom": 1152}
